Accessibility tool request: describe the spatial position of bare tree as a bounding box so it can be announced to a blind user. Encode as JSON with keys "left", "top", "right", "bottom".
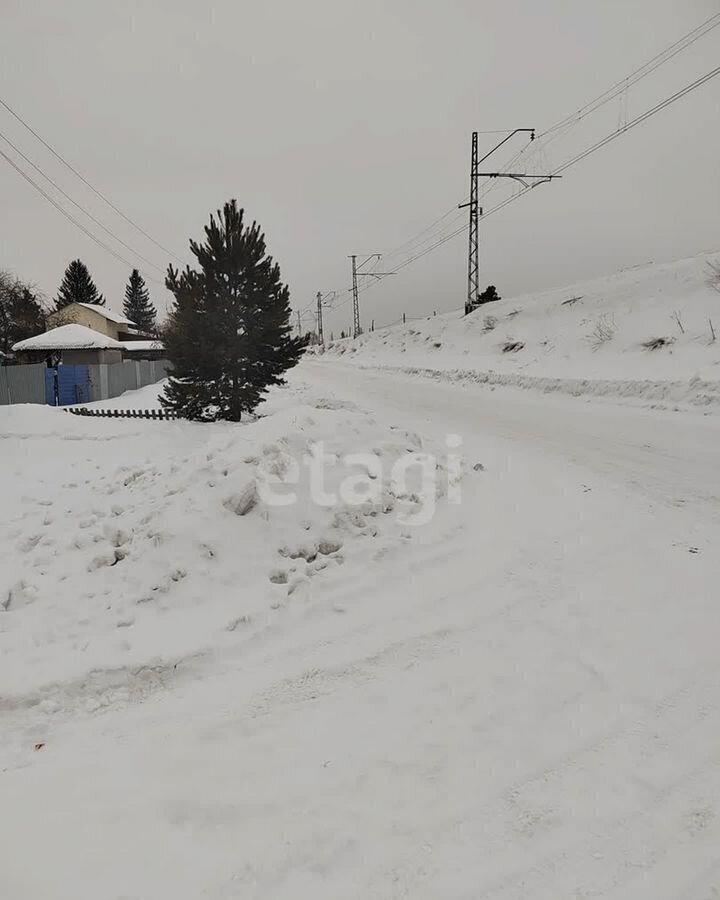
{"left": 0, "top": 270, "right": 47, "bottom": 354}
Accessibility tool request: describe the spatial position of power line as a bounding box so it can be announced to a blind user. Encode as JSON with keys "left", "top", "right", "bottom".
{"left": 404, "top": 62, "right": 720, "bottom": 271}
{"left": 478, "top": 61, "right": 720, "bottom": 225}
{"left": 471, "top": 12, "right": 720, "bottom": 196}
{"left": 552, "top": 63, "right": 720, "bottom": 174}
{"left": 382, "top": 206, "right": 460, "bottom": 262}
{"left": 310, "top": 154, "right": 532, "bottom": 322}
{"left": 0, "top": 149, "right": 165, "bottom": 287}
{"left": 538, "top": 10, "right": 720, "bottom": 143}
{"left": 383, "top": 210, "right": 467, "bottom": 267}
{"left": 298, "top": 20, "right": 720, "bottom": 329}
{"left": 0, "top": 95, "right": 183, "bottom": 264}
{"left": 329, "top": 59, "right": 720, "bottom": 321}
{"left": 0, "top": 131, "right": 166, "bottom": 275}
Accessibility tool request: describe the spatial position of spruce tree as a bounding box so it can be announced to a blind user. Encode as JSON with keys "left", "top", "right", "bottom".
{"left": 161, "top": 200, "right": 304, "bottom": 422}
{"left": 55, "top": 259, "right": 105, "bottom": 309}
{"left": 123, "top": 269, "right": 156, "bottom": 332}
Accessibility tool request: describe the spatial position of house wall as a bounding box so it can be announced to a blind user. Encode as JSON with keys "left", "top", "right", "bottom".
{"left": 46, "top": 304, "right": 122, "bottom": 340}
{"left": 62, "top": 348, "right": 123, "bottom": 366}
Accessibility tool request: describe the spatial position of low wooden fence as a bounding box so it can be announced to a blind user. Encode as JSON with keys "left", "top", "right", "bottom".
{"left": 65, "top": 407, "right": 180, "bottom": 420}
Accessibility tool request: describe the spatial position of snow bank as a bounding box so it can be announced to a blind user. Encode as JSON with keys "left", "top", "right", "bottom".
{"left": 0, "top": 382, "right": 461, "bottom": 701}
{"left": 323, "top": 252, "right": 720, "bottom": 410}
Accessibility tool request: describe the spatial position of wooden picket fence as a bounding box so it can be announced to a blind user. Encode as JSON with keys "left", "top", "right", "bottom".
{"left": 65, "top": 407, "right": 180, "bottom": 421}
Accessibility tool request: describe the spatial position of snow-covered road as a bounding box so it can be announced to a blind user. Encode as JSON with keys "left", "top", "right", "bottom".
{"left": 304, "top": 360, "right": 720, "bottom": 514}
{"left": 2, "top": 361, "right": 720, "bottom": 899}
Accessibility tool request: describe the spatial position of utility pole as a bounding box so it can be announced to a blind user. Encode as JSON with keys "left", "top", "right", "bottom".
{"left": 313, "top": 291, "right": 336, "bottom": 345}
{"left": 349, "top": 254, "right": 395, "bottom": 338}
{"left": 316, "top": 292, "right": 323, "bottom": 344}
{"left": 459, "top": 128, "right": 559, "bottom": 315}
{"left": 458, "top": 132, "right": 480, "bottom": 315}
{"left": 350, "top": 255, "right": 360, "bottom": 338}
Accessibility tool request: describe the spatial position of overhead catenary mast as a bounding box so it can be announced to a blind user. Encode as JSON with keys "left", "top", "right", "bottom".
{"left": 459, "top": 128, "right": 559, "bottom": 314}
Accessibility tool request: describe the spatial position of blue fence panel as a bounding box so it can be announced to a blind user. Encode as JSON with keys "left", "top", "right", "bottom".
{"left": 45, "top": 366, "right": 92, "bottom": 406}
{"left": 45, "top": 369, "right": 57, "bottom": 406}
{"left": 59, "top": 365, "right": 91, "bottom": 405}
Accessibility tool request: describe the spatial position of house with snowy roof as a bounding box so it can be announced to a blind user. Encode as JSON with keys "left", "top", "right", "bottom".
{"left": 12, "top": 324, "right": 125, "bottom": 366}
{"left": 11, "top": 302, "right": 164, "bottom": 365}
{"left": 12, "top": 324, "right": 165, "bottom": 365}
{"left": 45, "top": 302, "right": 145, "bottom": 342}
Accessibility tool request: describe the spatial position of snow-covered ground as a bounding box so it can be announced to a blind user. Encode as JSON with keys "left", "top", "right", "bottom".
{"left": 324, "top": 252, "right": 720, "bottom": 411}
{"left": 1, "top": 385, "right": 456, "bottom": 699}
{"left": 3, "top": 268, "right": 720, "bottom": 898}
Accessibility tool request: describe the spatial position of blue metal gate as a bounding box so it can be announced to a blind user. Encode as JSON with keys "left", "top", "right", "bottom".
{"left": 45, "top": 365, "right": 92, "bottom": 406}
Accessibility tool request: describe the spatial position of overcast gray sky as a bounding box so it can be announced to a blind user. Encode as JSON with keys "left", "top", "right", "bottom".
{"left": 1, "top": 0, "right": 719, "bottom": 336}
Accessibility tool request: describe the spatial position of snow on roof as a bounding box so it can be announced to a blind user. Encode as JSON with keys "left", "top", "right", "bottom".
{"left": 119, "top": 341, "right": 164, "bottom": 352}
{"left": 75, "top": 303, "right": 135, "bottom": 326}
{"left": 12, "top": 324, "right": 124, "bottom": 352}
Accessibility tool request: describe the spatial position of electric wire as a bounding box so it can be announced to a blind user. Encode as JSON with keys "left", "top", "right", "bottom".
{"left": 0, "top": 130, "right": 166, "bottom": 275}
{"left": 0, "top": 95, "right": 183, "bottom": 263}
{"left": 0, "top": 149, "right": 165, "bottom": 287}
{"left": 324, "top": 60, "right": 720, "bottom": 327}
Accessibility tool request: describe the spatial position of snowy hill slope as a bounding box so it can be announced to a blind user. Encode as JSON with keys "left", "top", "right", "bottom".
{"left": 325, "top": 253, "right": 720, "bottom": 409}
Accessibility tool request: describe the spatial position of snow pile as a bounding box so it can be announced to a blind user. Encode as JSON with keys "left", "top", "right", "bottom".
{"left": 324, "top": 253, "right": 720, "bottom": 409}
{"left": 0, "top": 383, "right": 461, "bottom": 703}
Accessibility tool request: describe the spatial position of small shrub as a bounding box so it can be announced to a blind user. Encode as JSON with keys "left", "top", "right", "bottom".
{"left": 587, "top": 313, "right": 617, "bottom": 351}
{"left": 479, "top": 285, "right": 500, "bottom": 303}
{"left": 641, "top": 337, "right": 675, "bottom": 351}
{"left": 501, "top": 340, "right": 524, "bottom": 353}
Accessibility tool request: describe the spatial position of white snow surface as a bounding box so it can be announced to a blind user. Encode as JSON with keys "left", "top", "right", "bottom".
{"left": 12, "top": 323, "right": 124, "bottom": 351}
{"left": 323, "top": 252, "right": 720, "bottom": 411}
{"left": 1, "top": 384, "right": 453, "bottom": 698}
{"left": 3, "top": 263, "right": 720, "bottom": 898}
